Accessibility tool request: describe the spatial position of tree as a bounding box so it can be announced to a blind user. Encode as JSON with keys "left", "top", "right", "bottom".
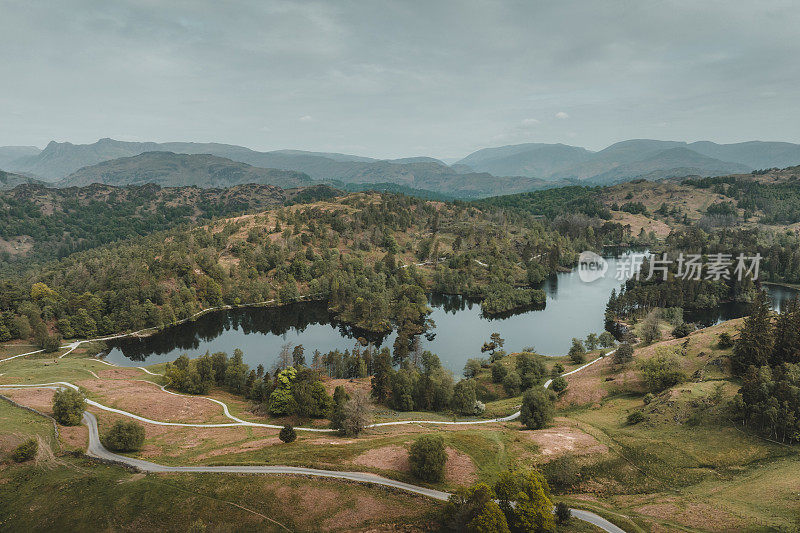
{"left": 409, "top": 434, "right": 447, "bottom": 482}
{"left": 585, "top": 333, "right": 598, "bottom": 351}
{"left": 52, "top": 388, "right": 85, "bottom": 426}
{"left": 568, "top": 338, "right": 585, "bottom": 364}
{"left": 330, "top": 385, "right": 349, "bottom": 429}
{"left": 279, "top": 425, "right": 297, "bottom": 443}
{"left": 672, "top": 321, "right": 693, "bottom": 338}
{"left": 451, "top": 379, "right": 478, "bottom": 415}
{"left": 371, "top": 348, "right": 393, "bottom": 403}
{"left": 494, "top": 469, "right": 555, "bottom": 533}
{"left": 520, "top": 388, "right": 554, "bottom": 430}
{"left": 491, "top": 361, "right": 508, "bottom": 383}
{"left": 549, "top": 376, "right": 567, "bottom": 393}
{"left": 481, "top": 332, "right": 505, "bottom": 358}
{"left": 464, "top": 358, "right": 483, "bottom": 378}
{"left": 11, "top": 438, "right": 38, "bottom": 462}
{"left": 502, "top": 371, "right": 521, "bottom": 396}
{"left": 554, "top": 502, "right": 571, "bottom": 524}
{"left": 598, "top": 331, "right": 616, "bottom": 348}
{"left": 341, "top": 389, "right": 372, "bottom": 436}
{"left": 443, "top": 483, "right": 508, "bottom": 533}
{"left": 103, "top": 420, "right": 145, "bottom": 452}
{"left": 639, "top": 351, "right": 686, "bottom": 392}
{"left": 717, "top": 332, "right": 734, "bottom": 349}
{"left": 292, "top": 344, "right": 306, "bottom": 367}
{"left": 640, "top": 311, "right": 662, "bottom": 345}
{"left": 613, "top": 343, "right": 634, "bottom": 365}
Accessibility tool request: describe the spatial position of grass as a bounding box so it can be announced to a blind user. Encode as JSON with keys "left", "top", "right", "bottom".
{"left": 0, "top": 457, "right": 440, "bottom": 532}
{"left": 0, "top": 399, "right": 59, "bottom": 457}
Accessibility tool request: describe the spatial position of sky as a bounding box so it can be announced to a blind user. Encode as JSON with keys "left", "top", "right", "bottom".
{"left": 1, "top": 0, "right": 799, "bottom": 160}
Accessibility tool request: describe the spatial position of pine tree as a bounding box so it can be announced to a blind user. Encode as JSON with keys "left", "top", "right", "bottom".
{"left": 732, "top": 290, "right": 774, "bottom": 375}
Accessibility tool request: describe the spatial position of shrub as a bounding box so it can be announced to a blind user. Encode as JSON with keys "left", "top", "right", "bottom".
{"left": 639, "top": 352, "right": 686, "bottom": 392}
{"left": 52, "top": 388, "right": 85, "bottom": 426}
{"left": 718, "top": 332, "right": 734, "bottom": 349}
{"left": 568, "top": 338, "right": 586, "bottom": 364}
{"left": 279, "top": 425, "right": 297, "bottom": 443}
{"left": 627, "top": 410, "right": 646, "bottom": 425}
{"left": 613, "top": 343, "right": 634, "bottom": 365}
{"left": 463, "top": 358, "right": 483, "bottom": 378}
{"left": 103, "top": 420, "right": 145, "bottom": 452}
{"left": 551, "top": 362, "right": 564, "bottom": 377}
{"left": 643, "top": 392, "right": 655, "bottom": 405}
{"left": 672, "top": 322, "right": 694, "bottom": 338}
{"left": 502, "top": 371, "right": 521, "bottom": 396}
{"left": 11, "top": 438, "right": 38, "bottom": 462}
{"left": 491, "top": 361, "right": 508, "bottom": 383}
{"left": 451, "top": 379, "right": 478, "bottom": 415}
{"left": 541, "top": 455, "right": 580, "bottom": 492}
{"left": 550, "top": 376, "right": 567, "bottom": 393}
{"left": 409, "top": 435, "right": 447, "bottom": 482}
{"left": 555, "top": 501, "right": 572, "bottom": 523}
{"left": 520, "top": 388, "right": 555, "bottom": 429}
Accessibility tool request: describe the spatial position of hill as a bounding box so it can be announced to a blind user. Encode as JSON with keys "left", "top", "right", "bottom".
{"left": 0, "top": 169, "right": 45, "bottom": 190}
{"left": 0, "top": 182, "right": 339, "bottom": 265}
{"left": 57, "top": 152, "right": 314, "bottom": 189}
{"left": 457, "top": 139, "right": 800, "bottom": 182}
{"left": 0, "top": 146, "right": 40, "bottom": 169}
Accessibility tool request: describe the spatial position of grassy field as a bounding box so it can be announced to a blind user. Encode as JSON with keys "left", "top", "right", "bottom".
{"left": 550, "top": 319, "right": 800, "bottom": 531}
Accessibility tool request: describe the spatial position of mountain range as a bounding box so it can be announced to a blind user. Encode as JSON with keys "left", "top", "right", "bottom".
{"left": 2, "top": 137, "right": 800, "bottom": 197}
{"left": 57, "top": 151, "right": 314, "bottom": 189}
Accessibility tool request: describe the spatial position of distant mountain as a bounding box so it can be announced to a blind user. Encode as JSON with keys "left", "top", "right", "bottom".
{"left": 456, "top": 139, "right": 800, "bottom": 183}
{"left": 687, "top": 141, "right": 800, "bottom": 170}
{"left": 0, "top": 169, "right": 46, "bottom": 190}
{"left": 456, "top": 143, "right": 593, "bottom": 178}
{"left": 57, "top": 152, "right": 314, "bottom": 189}
{"left": 0, "top": 146, "right": 41, "bottom": 169}
{"left": 588, "top": 147, "right": 750, "bottom": 184}
{"left": 7, "top": 138, "right": 259, "bottom": 181}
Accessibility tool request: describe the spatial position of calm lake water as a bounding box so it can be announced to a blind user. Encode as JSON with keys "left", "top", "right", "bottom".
{"left": 104, "top": 254, "right": 798, "bottom": 374}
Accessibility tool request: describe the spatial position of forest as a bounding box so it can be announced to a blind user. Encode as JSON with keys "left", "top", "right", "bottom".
{"left": 0, "top": 191, "right": 628, "bottom": 353}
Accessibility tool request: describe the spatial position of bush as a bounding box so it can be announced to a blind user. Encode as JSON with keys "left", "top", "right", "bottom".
{"left": 672, "top": 322, "right": 694, "bottom": 338}
{"left": 639, "top": 352, "right": 686, "bottom": 392}
{"left": 103, "top": 420, "right": 145, "bottom": 452}
{"left": 568, "top": 338, "right": 586, "bottom": 364}
{"left": 11, "top": 438, "right": 38, "bottom": 462}
{"left": 279, "top": 425, "right": 297, "bottom": 443}
{"left": 627, "top": 410, "right": 646, "bottom": 425}
{"left": 520, "top": 388, "right": 555, "bottom": 429}
{"left": 550, "top": 376, "right": 567, "bottom": 393}
{"left": 502, "top": 371, "right": 521, "bottom": 396}
{"left": 52, "top": 388, "right": 85, "bottom": 426}
{"left": 555, "top": 501, "right": 572, "bottom": 523}
{"left": 409, "top": 435, "right": 447, "bottom": 482}
{"left": 541, "top": 455, "right": 580, "bottom": 492}
{"left": 491, "top": 361, "right": 508, "bottom": 383}
{"left": 451, "top": 379, "right": 478, "bottom": 415}
{"left": 613, "top": 343, "right": 634, "bottom": 365}
{"left": 643, "top": 392, "right": 655, "bottom": 405}
{"left": 463, "top": 358, "right": 483, "bottom": 378}
{"left": 718, "top": 332, "right": 734, "bottom": 349}
{"left": 551, "top": 362, "right": 564, "bottom": 377}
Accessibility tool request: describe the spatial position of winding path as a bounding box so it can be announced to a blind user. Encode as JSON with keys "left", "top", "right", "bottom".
{"left": 0, "top": 350, "right": 625, "bottom": 531}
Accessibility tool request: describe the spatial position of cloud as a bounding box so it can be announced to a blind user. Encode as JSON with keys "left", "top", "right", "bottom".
{"left": 299, "top": 115, "right": 313, "bottom": 122}
{"left": 555, "top": 111, "right": 569, "bottom": 120}
{"left": 521, "top": 118, "right": 540, "bottom": 126}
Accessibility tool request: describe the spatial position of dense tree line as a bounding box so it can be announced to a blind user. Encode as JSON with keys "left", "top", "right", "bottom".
{"left": 731, "top": 292, "right": 800, "bottom": 442}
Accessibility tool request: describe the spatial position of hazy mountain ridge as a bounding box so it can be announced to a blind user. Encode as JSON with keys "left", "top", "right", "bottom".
{"left": 0, "top": 169, "right": 46, "bottom": 189}
{"left": 57, "top": 151, "right": 315, "bottom": 189}
{"left": 456, "top": 139, "right": 800, "bottom": 182}
{"left": 4, "top": 137, "right": 800, "bottom": 195}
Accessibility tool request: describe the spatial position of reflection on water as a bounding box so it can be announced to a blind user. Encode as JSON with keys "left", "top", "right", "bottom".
{"left": 104, "top": 256, "right": 798, "bottom": 374}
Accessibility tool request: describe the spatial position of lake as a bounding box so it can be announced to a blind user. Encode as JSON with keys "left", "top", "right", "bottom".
{"left": 103, "top": 254, "right": 797, "bottom": 374}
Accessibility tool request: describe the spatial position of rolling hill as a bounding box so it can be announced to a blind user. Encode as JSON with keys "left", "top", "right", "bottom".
{"left": 56, "top": 152, "right": 315, "bottom": 189}
{"left": 0, "top": 169, "right": 46, "bottom": 190}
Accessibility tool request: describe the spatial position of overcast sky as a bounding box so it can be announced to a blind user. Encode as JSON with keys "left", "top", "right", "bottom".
{"left": 2, "top": 0, "right": 799, "bottom": 159}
